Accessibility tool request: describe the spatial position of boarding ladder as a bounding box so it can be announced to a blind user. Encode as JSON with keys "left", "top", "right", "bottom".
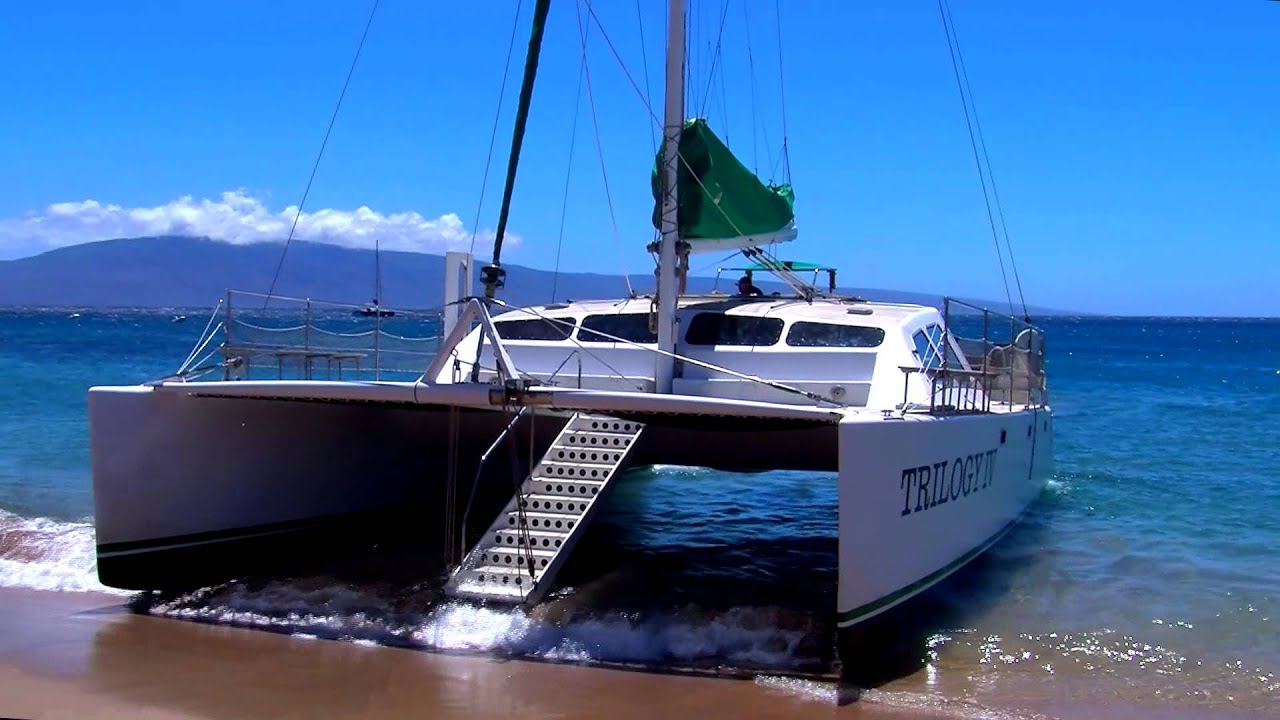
{"left": 443, "top": 412, "right": 645, "bottom": 605}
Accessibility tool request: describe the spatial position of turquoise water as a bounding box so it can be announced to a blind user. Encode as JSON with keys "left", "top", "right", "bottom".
{"left": 1, "top": 309, "right": 1277, "bottom": 716}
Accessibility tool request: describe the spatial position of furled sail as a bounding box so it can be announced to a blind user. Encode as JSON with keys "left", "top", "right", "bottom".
{"left": 651, "top": 118, "right": 796, "bottom": 253}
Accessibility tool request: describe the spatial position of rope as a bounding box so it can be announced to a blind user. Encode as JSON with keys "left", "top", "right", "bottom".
{"left": 936, "top": 0, "right": 1015, "bottom": 317}
{"left": 552, "top": 18, "right": 590, "bottom": 303}
{"left": 467, "top": 0, "right": 525, "bottom": 259}
{"left": 939, "top": 0, "right": 1029, "bottom": 320}
{"left": 577, "top": 0, "right": 634, "bottom": 297}
{"left": 263, "top": 0, "right": 380, "bottom": 309}
{"left": 177, "top": 321, "right": 224, "bottom": 375}
{"left": 178, "top": 301, "right": 224, "bottom": 373}
{"left": 233, "top": 320, "right": 307, "bottom": 333}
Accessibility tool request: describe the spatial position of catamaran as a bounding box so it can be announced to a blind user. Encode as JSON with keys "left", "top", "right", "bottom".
{"left": 86, "top": 0, "right": 1052, "bottom": 673}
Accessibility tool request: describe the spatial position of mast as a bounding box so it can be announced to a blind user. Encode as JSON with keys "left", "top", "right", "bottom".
{"left": 655, "top": 0, "right": 685, "bottom": 394}
{"left": 482, "top": 0, "right": 553, "bottom": 300}
{"left": 374, "top": 235, "right": 381, "bottom": 305}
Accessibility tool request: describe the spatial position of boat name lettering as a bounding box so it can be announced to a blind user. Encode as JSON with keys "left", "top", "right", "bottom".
{"left": 900, "top": 449, "right": 997, "bottom": 516}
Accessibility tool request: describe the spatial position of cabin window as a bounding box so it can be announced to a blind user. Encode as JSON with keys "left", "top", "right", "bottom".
{"left": 493, "top": 317, "right": 575, "bottom": 341}
{"left": 785, "top": 322, "right": 885, "bottom": 348}
{"left": 685, "top": 313, "right": 784, "bottom": 346}
{"left": 577, "top": 313, "right": 658, "bottom": 344}
{"left": 913, "top": 324, "right": 962, "bottom": 369}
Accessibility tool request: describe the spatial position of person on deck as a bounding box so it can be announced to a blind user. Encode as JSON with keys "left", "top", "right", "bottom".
{"left": 736, "top": 274, "right": 763, "bottom": 297}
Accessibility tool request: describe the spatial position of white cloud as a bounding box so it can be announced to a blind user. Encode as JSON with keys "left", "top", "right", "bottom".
{"left": 0, "top": 190, "right": 515, "bottom": 259}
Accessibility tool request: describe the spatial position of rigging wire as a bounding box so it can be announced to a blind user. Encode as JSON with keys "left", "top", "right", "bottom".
{"left": 692, "top": 249, "right": 744, "bottom": 275}
{"left": 716, "top": 26, "right": 731, "bottom": 147}
{"left": 697, "top": 0, "right": 732, "bottom": 119}
{"left": 636, "top": 0, "right": 662, "bottom": 250}
{"left": 263, "top": 0, "right": 380, "bottom": 309}
{"left": 580, "top": 1, "right": 812, "bottom": 298}
{"left": 551, "top": 18, "right": 591, "bottom": 302}
{"left": 936, "top": 0, "right": 1015, "bottom": 316}
{"left": 940, "top": 0, "right": 1029, "bottom": 320}
{"left": 635, "top": 0, "right": 658, "bottom": 156}
{"left": 773, "top": 0, "right": 792, "bottom": 184}
{"left": 741, "top": 0, "right": 762, "bottom": 174}
{"left": 685, "top": 1, "right": 694, "bottom": 114}
{"left": 577, "top": 0, "right": 634, "bottom": 297}
{"left": 467, "top": 1, "right": 526, "bottom": 260}
{"left": 583, "top": 3, "right": 662, "bottom": 131}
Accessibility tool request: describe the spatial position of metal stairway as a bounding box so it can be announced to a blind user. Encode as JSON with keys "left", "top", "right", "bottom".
{"left": 444, "top": 412, "right": 645, "bottom": 605}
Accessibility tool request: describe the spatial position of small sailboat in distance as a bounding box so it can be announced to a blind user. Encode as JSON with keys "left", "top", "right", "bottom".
{"left": 353, "top": 298, "right": 394, "bottom": 318}
{"left": 353, "top": 236, "right": 394, "bottom": 317}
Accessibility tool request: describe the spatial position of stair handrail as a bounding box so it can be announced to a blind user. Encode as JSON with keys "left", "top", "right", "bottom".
{"left": 457, "top": 406, "right": 532, "bottom": 571}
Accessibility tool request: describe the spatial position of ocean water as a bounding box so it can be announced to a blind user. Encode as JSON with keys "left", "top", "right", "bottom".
{"left": 1, "top": 308, "right": 1277, "bottom": 717}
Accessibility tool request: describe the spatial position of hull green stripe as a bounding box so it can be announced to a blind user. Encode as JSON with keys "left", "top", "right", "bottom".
{"left": 836, "top": 513, "right": 1024, "bottom": 626}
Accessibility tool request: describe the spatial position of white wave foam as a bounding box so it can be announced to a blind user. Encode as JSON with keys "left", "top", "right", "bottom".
{"left": 753, "top": 675, "right": 844, "bottom": 703}
{"left": 0, "top": 509, "right": 127, "bottom": 594}
{"left": 143, "top": 579, "right": 818, "bottom": 669}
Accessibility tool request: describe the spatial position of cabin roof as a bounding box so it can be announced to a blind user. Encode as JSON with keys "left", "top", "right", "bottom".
{"left": 494, "top": 296, "right": 938, "bottom": 329}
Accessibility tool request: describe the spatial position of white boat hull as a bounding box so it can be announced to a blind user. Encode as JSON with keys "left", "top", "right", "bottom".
{"left": 836, "top": 409, "right": 1053, "bottom": 630}
{"left": 87, "top": 382, "right": 841, "bottom": 588}
{"left": 87, "top": 385, "right": 549, "bottom": 587}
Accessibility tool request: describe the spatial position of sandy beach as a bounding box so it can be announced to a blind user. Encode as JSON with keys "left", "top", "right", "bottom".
{"left": 0, "top": 588, "right": 962, "bottom": 720}
{"left": 2, "top": 582, "right": 1277, "bottom": 720}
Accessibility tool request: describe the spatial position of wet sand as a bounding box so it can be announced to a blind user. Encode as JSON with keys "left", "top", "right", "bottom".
{"left": 0, "top": 588, "right": 947, "bottom": 720}
{"left": 5, "top": 588, "right": 1272, "bottom": 720}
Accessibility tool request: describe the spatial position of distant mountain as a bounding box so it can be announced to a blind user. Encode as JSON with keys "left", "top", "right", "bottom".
{"left": 0, "top": 236, "right": 1070, "bottom": 315}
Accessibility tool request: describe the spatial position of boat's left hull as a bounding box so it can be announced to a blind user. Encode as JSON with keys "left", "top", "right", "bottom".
{"left": 87, "top": 386, "right": 558, "bottom": 589}
{"left": 87, "top": 383, "right": 843, "bottom": 590}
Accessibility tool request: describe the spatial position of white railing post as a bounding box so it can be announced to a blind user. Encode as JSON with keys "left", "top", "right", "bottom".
{"left": 443, "top": 251, "right": 473, "bottom": 339}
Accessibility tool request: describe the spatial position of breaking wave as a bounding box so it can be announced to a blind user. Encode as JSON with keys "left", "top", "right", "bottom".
{"left": 134, "top": 576, "right": 830, "bottom": 672}
{"left": 0, "top": 509, "right": 126, "bottom": 594}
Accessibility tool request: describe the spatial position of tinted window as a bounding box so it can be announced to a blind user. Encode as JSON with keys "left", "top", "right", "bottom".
{"left": 913, "top": 324, "right": 962, "bottom": 369}
{"left": 493, "top": 318, "right": 575, "bottom": 341}
{"left": 685, "top": 313, "right": 784, "bottom": 346}
{"left": 785, "top": 322, "right": 885, "bottom": 348}
{"left": 578, "top": 313, "right": 658, "bottom": 344}
{"left": 913, "top": 330, "right": 939, "bottom": 369}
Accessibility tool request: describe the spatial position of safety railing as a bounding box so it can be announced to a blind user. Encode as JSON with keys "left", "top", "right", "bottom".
{"left": 216, "top": 290, "right": 445, "bottom": 381}
{"left": 910, "top": 298, "right": 1049, "bottom": 414}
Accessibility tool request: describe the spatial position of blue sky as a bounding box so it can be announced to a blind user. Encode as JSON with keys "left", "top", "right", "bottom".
{"left": 1, "top": 1, "right": 1276, "bottom": 316}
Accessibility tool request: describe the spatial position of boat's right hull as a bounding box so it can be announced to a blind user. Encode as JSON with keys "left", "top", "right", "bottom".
{"left": 835, "top": 409, "right": 1053, "bottom": 679}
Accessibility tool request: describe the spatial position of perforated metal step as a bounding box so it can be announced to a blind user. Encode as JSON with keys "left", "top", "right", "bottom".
{"left": 444, "top": 413, "right": 644, "bottom": 605}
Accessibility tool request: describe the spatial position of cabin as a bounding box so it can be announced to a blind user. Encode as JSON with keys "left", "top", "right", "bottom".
{"left": 441, "top": 296, "right": 969, "bottom": 411}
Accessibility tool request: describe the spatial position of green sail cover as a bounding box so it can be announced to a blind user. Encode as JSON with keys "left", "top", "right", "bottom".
{"left": 651, "top": 118, "right": 794, "bottom": 243}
